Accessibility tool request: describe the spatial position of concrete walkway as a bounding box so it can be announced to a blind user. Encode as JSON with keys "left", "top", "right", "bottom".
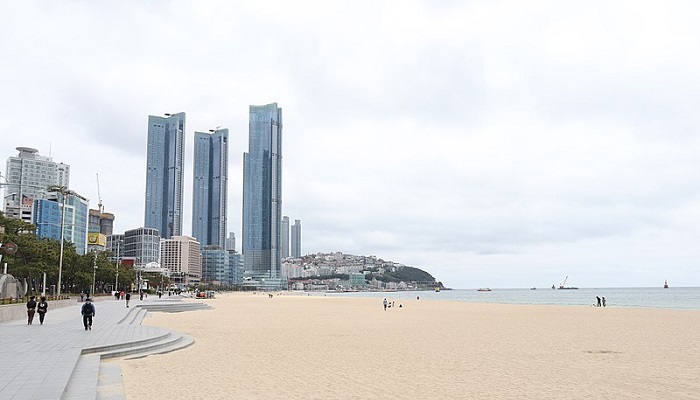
{"left": 0, "top": 296, "right": 211, "bottom": 400}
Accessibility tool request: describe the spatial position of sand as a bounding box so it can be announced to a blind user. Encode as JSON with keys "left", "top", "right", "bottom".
{"left": 116, "top": 292, "right": 700, "bottom": 399}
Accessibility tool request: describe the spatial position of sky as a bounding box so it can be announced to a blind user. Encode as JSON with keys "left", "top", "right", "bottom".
{"left": 1, "top": 1, "right": 699, "bottom": 289}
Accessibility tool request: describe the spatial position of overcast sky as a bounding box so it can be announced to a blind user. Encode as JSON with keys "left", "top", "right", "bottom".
{"left": 2, "top": 1, "right": 699, "bottom": 289}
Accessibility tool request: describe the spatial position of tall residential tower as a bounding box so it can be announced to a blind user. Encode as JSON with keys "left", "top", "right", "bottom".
{"left": 192, "top": 128, "right": 228, "bottom": 247}
{"left": 291, "top": 219, "right": 302, "bottom": 258}
{"left": 242, "top": 103, "right": 282, "bottom": 279}
{"left": 144, "top": 113, "right": 185, "bottom": 239}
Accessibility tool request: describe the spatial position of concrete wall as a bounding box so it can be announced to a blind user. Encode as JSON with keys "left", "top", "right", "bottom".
{"left": 0, "top": 299, "right": 77, "bottom": 323}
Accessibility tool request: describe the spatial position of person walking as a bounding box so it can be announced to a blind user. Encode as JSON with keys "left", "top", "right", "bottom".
{"left": 26, "top": 296, "right": 37, "bottom": 325}
{"left": 602, "top": 297, "right": 606, "bottom": 307}
{"left": 596, "top": 296, "right": 601, "bottom": 307}
{"left": 37, "top": 296, "right": 48, "bottom": 325}
{"left": 383, "top": 298, "right": 388, "bottom": 311}
{"left": 81, "top": 298, "right": 95, "bottom": 330}
{"left": 125, "top": 292, "right": 131, "bottom": 308}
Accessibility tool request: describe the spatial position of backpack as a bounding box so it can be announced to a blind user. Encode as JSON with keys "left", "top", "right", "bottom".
{"left": 81, "top": 303, "right": 94, "bottom": 315}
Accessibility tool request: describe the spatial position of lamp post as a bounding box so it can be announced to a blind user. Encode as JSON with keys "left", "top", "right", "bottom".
{"left": 114, "top": 239, "right": 121, "bottom": 291}
{"left": 48, "top": 186, "right": 88, "bottom": 297}
{"left": 92, "top": 251, "right": 98, "bottom": 297}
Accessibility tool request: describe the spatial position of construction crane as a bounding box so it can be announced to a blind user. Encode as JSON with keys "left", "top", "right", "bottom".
{"left": 96, "top": 173, "right": 104, "bottom": 214}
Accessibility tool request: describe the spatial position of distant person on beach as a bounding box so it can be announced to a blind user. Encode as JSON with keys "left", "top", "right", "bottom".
{"left": 125, "top": 292, "right": 131, "bottom": 308}
{"left": 26, "top": 296, "right": 37, "bottom": 325}
{"left": 37, "top": 296, "right": 48, "bottom": 325}
{"left": 596, "top": 296, "right": 601, "bottom": 307}
{"left": 383, "top": 298, "right": 388, "bottom": 311}
{"left": 602, "top": 297, "right": 606, "bottom": 307}
{"left": 81, "top": 298, "right": 95, "bottom": 330}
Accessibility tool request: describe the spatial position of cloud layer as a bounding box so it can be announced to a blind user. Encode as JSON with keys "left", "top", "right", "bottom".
{"left": 2, "top": 1, "right": 699, "bottom": 288}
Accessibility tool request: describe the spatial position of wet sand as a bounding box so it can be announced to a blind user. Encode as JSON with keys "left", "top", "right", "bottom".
{"left": 117, "top": 292, "right": 700, "bottom": 399}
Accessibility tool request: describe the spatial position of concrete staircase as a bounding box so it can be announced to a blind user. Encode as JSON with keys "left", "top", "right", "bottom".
{"left": 62, "top": 301, "right": 211, "bottom": 399}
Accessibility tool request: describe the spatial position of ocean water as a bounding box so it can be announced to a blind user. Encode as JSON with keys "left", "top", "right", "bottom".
{"left": 330, "top": 287, "right": 700, "bottom": 310}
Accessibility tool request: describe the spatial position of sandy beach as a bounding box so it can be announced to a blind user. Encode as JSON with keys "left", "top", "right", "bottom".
{"left": 116, "top": 292, "right": 700, "bottom": 399}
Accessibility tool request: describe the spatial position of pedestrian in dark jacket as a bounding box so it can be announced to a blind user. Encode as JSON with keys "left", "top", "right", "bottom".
{"left": 37, "top": 296, "right": 48, "bottom": 325}
{"left": 81, "top": 298, "right": 95, "bottom": 330}
{"left": 125, "top": 292, "right": 131, "bottom": 308}
{"left": 26, "top": 296, "right": 37, "bottom": 325}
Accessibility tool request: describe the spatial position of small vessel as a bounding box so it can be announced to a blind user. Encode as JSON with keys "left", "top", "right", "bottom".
{"left": 435, "top": 286, "right": 441, "bottom": 292}
{"left": 551, "top": 284, "right": 556, "bottom": 289}
{"left": 477, "top": 288, "right": 492, "bottom": 292}
{"left": 531, "top": 287, "right": 537, "bottom": 290}
{"left": 664, "top": 279, "right": 669, "bottom": 289}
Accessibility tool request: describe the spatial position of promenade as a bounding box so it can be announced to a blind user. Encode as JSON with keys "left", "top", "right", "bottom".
{"left": 0, "top": 295, "right": 210, "bottom": 400}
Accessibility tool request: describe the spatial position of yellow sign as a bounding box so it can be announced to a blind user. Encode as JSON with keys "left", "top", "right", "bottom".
{"left": 87, "top": 232, "right": 107, "bottom": 246}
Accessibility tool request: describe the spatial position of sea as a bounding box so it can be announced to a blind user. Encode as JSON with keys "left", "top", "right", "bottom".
{"left": 329, "top": 287, "right": 700, "bottom": 310}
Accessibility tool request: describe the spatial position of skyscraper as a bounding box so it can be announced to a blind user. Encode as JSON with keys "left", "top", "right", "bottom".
{"left": 144, "top": 112, "right": 185, "bottom": 239}
{"left": 281, "top": 216, "right": 290, "bottom": 259}
{"left": 33, "top": 191, "right": 89, "bottom": 255}
{"left": 291, "top": 219, "right": 302, "bottom": 258}
{"left": 242, "top": 103, "right": 282, "bottom": 279}
{"left": 192, "top": 128, "right": 228, "bottom": 247}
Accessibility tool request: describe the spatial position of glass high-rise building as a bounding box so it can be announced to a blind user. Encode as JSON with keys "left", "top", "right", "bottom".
{"left": 192, "top": 128, "right": 228, "bottom": 247}
{"left": 33, "top": 192, "right": 89, "bottom": 255}
{"left": 291, "top": 219, "right": 301, "bottom": 258}
{"left": 280, "top": 216, "right": 290, "bottom": 259}
{"left": 144, "top": 112, "right": 185, "bottom": 239}
{"left": 242, "top": 103, "right": 282, "bottom": 278}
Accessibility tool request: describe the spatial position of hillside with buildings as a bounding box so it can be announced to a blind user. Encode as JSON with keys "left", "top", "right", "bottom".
{"left": 282, "top": 252, "right": 443, "bottom": 291}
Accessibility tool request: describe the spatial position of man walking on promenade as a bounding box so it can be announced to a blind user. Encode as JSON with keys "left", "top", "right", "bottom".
{"left": 26, "top": 296, "right": 37, "bottom": 325}
{"left": 125, "top": 292, "right": 131, "bottom": 308}
{"left": 383, "top": 298, "right": 388, "bottom": 311}
{"left": 81, "top": 298, "right": 95, "bottom": 330}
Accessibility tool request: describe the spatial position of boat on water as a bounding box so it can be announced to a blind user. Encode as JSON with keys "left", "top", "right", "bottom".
{"left": 558, "top": 276, "right": 578, "bottom": 290}
{"left": 435, "top": 287, "right": 441, "bottom": 292}
{"left": 664, "top": 279, "right": 669, "bottom": 289}
{"left": 477, "top": 288, "right": 492, "bottom": 292}
{"left": 530, "top": 287, "right": 537, "bottom": 290}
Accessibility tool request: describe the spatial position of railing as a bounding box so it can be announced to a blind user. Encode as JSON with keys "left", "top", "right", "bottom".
{"left": 0, "top": 294, "right": 72, "bottom": 305}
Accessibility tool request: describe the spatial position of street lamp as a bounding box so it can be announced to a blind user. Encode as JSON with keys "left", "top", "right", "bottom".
{"left": 114, "top": 239, "right": 121, "bottom": 291}
{"left": 92, "top": 251, "right": 98, "bottom": 296}
{"left": 48, "top": 186, "right": 88, "bottom": 297}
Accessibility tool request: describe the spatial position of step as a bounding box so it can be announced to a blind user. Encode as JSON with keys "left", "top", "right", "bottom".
{"left": 99, "top": 332, "right": 187, "bottom": 360}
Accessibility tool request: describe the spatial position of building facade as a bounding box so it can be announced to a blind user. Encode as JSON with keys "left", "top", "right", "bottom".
{"left": 242, "top": 103, "right": 282, "bottom": 279}
{"left": 225, "top": 232, "right": 236, "bottom": 252}
{"left": 201, "top": 246, "right": 229, "bottom": 284}
{"left": 88, "top": 209, "right": 114, "bottom": 236}
{"left": 4, "top": 147, "right": 70, "bottom": 222}
{"left": 291, "top": 219, "right": 301, "bottom": 258}
{"left": 123, "top": 227, "right": 161, "bottom": 266}
{"left": 160, "top": 235, "right": 201, "bottom": 287}
{"left": 32, "top": 191, "right": 89, "bottom": 255}
{"left": 280, "top": 216, "right": 289, "bottom": 259}
{"left": 144, "top": 113, "right": 185, "bottom": 239}
{"left": 192, "top": 128, "right": 228, "bottom": 247}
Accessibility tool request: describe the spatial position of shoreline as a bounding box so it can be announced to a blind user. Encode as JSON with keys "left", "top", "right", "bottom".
{"left": 118, "top": 292, "right": 700, "bottom": 399}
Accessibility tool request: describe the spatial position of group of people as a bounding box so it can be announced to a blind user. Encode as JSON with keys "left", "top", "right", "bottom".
{"left": 595, "top": 296, "right": 607, "bottom": 307}
{"left": 25, "top": 295, "right": 49, "bottom": 325}
{"left": 382, "top": 298, "right": 402, "bottom": 310}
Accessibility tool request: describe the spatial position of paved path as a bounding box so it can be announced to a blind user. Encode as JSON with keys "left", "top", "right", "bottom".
{"left": 0, "top": 295, "right": 208, "bottom": 400}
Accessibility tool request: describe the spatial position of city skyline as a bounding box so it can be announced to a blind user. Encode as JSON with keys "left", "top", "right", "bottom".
{"left": 2, "top": 2, "right": 700, "bottom": 288}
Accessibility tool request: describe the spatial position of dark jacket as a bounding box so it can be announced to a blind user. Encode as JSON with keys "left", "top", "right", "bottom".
{"left": 27, "top": 299, "right": 37, "bottom": 310}
{"left": 37, "top": 301, "right": 48, "bottom": 314}
{"left": 81, "top": 302, "right": 95, "bottom": 316}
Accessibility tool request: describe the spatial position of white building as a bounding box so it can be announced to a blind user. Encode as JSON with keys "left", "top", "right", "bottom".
{"left": 3, "top": 147, "right": 70, "bottom": 222}
{"left": 161, "top": 235, "right": 201, "bottom": 287}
